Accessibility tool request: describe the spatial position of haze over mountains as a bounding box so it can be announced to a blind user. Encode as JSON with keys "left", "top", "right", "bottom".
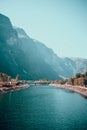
{"left": 0, "top": 14, "right": 87, "bottom": 80}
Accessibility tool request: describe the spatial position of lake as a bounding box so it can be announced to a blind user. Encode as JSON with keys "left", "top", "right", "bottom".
{"left": 0, "top": 85, "right": 87, "bottom": 130}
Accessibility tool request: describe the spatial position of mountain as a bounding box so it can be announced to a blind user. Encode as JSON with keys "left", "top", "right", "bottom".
{"left": 0, "top": 14, "right": 87, "bottom": 80}
{"left": 0, "top": 14, "right": 62, "bottom": 80}
{"left": 71, "top": 58, "right": 87, "bottom": 73}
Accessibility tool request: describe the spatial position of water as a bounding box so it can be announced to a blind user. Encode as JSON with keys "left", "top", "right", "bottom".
{"left": 0, "top": 85, "right": 87, "bottom": 130}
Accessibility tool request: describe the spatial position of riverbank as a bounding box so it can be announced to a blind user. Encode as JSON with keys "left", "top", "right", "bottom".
{"left": 50, "top": 83, "right": 87, "bottom": 98}
{"left": 0, "top": 83, "right": 29, "bottom": 93}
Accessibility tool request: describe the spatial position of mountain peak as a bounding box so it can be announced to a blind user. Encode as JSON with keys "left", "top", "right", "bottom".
{"left": 0, "top": 14, "right": 87, "bottom": 80}
{"left": 0, "top": 14, "right": 18, "bottom": 44}
{"left": 0, "top": 13, "right": 12, "bottom": 26}
{"left": 15, "top": 27, "right": 29, "bottom": 39}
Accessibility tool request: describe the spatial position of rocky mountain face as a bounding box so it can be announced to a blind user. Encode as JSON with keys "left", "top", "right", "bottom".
{"left": 0, "top": 14, "right": 87, "bottom": 80}
{"left": 71, "top": 58, "right": 87, "bottom": 73}
{"left": 0, "top": 14, "right": 61, "bottom": 80}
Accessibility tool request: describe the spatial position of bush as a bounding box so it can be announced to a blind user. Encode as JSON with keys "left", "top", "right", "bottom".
{"left": 84, "top": 72, "right": 87, "bottom": 77}
{"left": 75, "top": 73, "right": 81, "bottom": 78}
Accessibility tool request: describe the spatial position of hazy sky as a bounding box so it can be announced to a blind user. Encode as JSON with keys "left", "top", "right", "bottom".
{"left": 0, "top": 0, "right": 87, "bottom": 58}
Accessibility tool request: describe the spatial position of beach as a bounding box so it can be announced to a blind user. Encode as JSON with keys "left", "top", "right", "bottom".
{"left": 50, "top": 83, "right": 87, "bottom": 98}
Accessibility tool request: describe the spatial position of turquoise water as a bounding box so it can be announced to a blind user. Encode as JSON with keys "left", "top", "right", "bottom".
{"left": 0, "top": 85, "right": 87, "bottom": 130}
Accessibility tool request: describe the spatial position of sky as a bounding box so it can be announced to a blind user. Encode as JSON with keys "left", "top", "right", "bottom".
{"left": 0, "top": 0, "right": 87, "bottom": 58}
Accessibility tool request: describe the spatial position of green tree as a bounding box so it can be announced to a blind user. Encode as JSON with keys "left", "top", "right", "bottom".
{"left": 85, "top": 72, "right": 87, "bottom": 77}
{"left": 76, "top": 73, "right": 81, "bottom": 78}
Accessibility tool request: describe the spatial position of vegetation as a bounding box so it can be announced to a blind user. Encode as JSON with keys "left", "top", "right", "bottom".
{"left": 76, "top": 73, "right": 81, "bottom": 78}
{"left": 54, "top": 72, "right": 87, "bottom": 87}
{"left": 0, "top": 73, "right": 11, "bottom": 82}
{"left": 0, "top": 72, "right": 21, "bottom": 87}
{"left": 72, "top": 72, "right": 87, "bottom": 86}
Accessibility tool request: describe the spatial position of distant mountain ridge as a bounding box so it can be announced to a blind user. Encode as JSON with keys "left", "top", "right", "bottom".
{"left": 0, "top": 14, "right": 87, "bottom": 80}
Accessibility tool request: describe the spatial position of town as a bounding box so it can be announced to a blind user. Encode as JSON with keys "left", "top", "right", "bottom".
{"left": 0, "top": 73, "right": 29, "bottom": 93}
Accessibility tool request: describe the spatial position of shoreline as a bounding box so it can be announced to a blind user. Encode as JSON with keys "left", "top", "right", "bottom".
{"left": 0, "top": 84, "right": 30, "bottom": 94}
{"left": 1, "top": 82, "right": 87, "bottom": 98}
{"left": 50, "top": 83, "right": 87, "bottom": 98}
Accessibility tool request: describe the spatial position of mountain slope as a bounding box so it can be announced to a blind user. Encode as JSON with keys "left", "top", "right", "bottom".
{"left": 0, "top": 14, "right": 61, "bottom": 80}
{"left": 0, "top": 14, "right": 87, "bottom": 80}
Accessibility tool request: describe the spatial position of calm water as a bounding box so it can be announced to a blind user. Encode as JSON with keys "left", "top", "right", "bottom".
{"left": 0, "top": 85, "right": 87, "bottom": 130}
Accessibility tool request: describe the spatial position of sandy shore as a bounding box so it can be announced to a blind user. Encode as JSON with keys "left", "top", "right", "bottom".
{"left": 50, "top": 83, "right": 87, "bottom": 98}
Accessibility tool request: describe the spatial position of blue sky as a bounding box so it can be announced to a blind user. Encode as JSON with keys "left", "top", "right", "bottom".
{"left": 0, "top": 0, "right": 87, "bottom": 58}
